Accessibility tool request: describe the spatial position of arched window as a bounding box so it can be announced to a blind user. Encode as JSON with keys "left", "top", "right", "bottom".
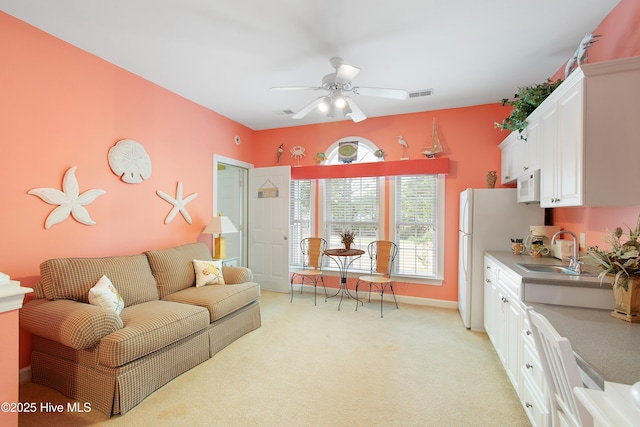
{"left": 324, "top": 137, "right": 383, "bottom": 165}
{"left": 290, "top": 136, "right": 444, "bottom": 282}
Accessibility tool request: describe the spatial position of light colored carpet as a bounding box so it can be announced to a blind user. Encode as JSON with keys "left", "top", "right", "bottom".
{"left": 19, "top": 290, "right": 530, "bottom": 426}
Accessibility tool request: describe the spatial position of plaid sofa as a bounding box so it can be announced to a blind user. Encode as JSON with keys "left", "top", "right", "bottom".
{"left": 20, "top": 242, "right": 261, "bottom": 416}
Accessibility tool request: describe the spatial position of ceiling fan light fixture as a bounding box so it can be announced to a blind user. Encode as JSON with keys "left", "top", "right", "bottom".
{"left": 333, "top": 95, "right": 346, "bottom": 109}
{"left": 318, "top": 97, "right": 330, "bottom": 112}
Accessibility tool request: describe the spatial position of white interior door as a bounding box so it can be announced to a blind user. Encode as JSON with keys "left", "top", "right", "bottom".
{"left": 248, "top": 166, "right": 290, "bottom": 292}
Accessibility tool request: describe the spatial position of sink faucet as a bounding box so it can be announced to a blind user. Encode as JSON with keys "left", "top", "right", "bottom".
{"left": 551, "top": 230, "right": 583, "bottom": 273}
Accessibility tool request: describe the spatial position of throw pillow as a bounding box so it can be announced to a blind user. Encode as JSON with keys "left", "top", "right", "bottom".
{"left": 88, "top": 275, "right": 125, "bottom": 314}
{"left": 193, "top": 259, "right": 225, "bottom": 287}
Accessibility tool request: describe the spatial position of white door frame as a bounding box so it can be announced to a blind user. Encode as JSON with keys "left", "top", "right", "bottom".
{"left": 213, "top": 155, "right": 253, "bottom": 266}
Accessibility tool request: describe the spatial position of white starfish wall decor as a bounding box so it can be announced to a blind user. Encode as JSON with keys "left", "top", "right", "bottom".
{"left": 156, "top": 181, "right": 198, "bottom": 224}
{"left": 28, "top": 166, "right": 106, "bottom": 229}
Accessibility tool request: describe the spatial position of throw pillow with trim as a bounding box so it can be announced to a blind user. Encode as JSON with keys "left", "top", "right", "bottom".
{"left": 193, "top": 259, "right": 225, "bottom": 287}
{"left": 88, "top": 275, "right": 125, "bottom": 314}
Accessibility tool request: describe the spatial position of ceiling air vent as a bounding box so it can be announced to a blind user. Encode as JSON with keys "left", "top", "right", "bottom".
{"left": 408, "top": 88, "right": 434, "bottom": 99}
{"left": 273, "top": 109, "right": 295, "bottom": 116}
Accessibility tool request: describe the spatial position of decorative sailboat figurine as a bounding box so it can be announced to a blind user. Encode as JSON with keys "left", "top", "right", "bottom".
{"left": 421, "top": 117, "right": 443, "bottom": 158}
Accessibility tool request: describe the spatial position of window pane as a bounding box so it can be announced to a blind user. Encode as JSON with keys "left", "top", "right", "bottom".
{"left": 324, "top": 177, "right": 379, "bottom": 271}
{"left": 395, "top": 175, "right": 438, "bottom": 276}
{"left": 290, "top": 179, "right": 311, "bottom": 266}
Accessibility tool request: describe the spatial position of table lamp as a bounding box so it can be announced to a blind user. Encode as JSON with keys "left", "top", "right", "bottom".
{"left": 203, "top": 215, "right": 238, "bottom": 259}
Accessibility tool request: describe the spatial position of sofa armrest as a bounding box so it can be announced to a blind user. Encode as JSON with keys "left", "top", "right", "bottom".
{"left": 222, "top": 266, "right": 253, "bottom": 284}
{"left": 20, "top": 299, "right": 124, "bottom": 350}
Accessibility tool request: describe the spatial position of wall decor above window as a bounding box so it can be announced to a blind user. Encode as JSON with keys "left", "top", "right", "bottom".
{"left": 338, "top": 141, "right": 358, "bottom": 163}
{"left": 28, "top": 166, "right": 106, "bottom": 229}
{"left": 108, "top": 139, "right": 152, "bottom": 184}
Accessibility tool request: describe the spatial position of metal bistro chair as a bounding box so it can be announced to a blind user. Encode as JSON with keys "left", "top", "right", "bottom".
{"left": 526, "top": 307, "right": 593, "bottom": 427}
{"left": 356, "top": 240, "right": 399, "bottom": 317}
{"left": 290, "top": 237, "right": 327, "bottom": 305}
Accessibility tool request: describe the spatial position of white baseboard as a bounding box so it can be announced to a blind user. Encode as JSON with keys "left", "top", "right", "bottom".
{"left": 288, "top": 286, "right": 458, "bottom": 310}
{"left": 20, "top": 366, "right": 31, "bottom": 384}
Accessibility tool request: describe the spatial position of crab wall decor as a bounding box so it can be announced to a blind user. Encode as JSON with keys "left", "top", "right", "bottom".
{"left": 108, "top": 139, "right": 152, "bottom": 184}
{"left": 290, "top": 145, "right": 305, "bottom": 166}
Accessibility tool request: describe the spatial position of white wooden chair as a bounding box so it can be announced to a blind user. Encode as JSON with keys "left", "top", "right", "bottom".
{"left": 526, "top": 307, "right": 593, "bottom": 427}
{"left": 355, "top": 240, "right": 399, "bottom": 318}
{"left": 290, "top": 237, "right": 327, "bottom": 305}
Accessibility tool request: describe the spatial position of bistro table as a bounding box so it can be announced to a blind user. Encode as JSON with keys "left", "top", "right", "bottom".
{"left": 323, "top": 248, "right": 365, "bottom": 311}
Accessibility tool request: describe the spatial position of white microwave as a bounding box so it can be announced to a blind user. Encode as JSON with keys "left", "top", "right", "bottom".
{"left": 517, "top": 169, "right": 541, "bottom": 203}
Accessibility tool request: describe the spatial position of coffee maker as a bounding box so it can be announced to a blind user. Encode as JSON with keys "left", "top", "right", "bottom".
{"left": 523, "top": 225, "right": 561, "bottom": 256}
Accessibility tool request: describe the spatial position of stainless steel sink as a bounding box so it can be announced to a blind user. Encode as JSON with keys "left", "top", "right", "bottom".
{"left": 515, "top": 263, "right": 594, "bottom": 276}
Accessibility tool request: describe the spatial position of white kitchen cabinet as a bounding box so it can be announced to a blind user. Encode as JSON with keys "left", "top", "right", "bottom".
{"left": 484, "top": 256, "right": 522, "bottom": 391}
{"left": 499, "top": 123, "right": 540, "bottom": 186}
{"left": 521, "top": 112, "right": 541, "bottom": 173}
{"left": 537, "top": 56, "right": 640, "bottom": 207}
{"left": 498, "top": 131, "right": 521, "bottom": 185}
{"left": 484, "top": 254, "right": 550, "bottom": 427}
{"left": 521, "top": 317, "right": 550, "bottom": 426}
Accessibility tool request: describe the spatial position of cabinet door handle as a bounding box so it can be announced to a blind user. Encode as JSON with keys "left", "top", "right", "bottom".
{"left": 525, "top": 402, "right": 533, "bottom": 409}
{"left": 526, "top": 330, "right": 532, "bottom": 335}
{"left": 526, "top": 363, "right": 534, "bottom": 369}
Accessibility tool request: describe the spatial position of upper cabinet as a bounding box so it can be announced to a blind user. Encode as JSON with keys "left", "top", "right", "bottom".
{"left": 536, "top": 56, "right": 640, "bottom": 207}
{"left": 499, "top": 131, "right": 520, "bottom": 185}
{"left": 498, "top": 117, "right": 541, "bottom": 185}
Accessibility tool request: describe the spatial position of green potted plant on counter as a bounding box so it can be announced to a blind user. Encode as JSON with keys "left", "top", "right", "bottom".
{"left": 587, "top": 214, "right": 640, "bottom": 322}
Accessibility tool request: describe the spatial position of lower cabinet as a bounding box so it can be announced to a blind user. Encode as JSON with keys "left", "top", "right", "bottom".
{"left": 484, "top": 255, "right": 550, "bottom": 427}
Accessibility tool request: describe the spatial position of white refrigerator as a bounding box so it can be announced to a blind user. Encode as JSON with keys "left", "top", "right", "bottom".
{"left": 458, "top": 188, "right": 544, "bottom": 331}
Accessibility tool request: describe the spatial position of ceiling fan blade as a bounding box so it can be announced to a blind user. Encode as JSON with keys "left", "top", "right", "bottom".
{"left": 292, "top": 97, "right": 325, "bottom": 119}
{"left": 335, "top": 64, "right": 360, "bottom": 84}
{"left": 352, "top": 86, "right": 408, "bottom": 100}
{"left": 271, "top": 86, "right": 323, "bottom": 91}
{"left": 344, "top": 97, "right": 366, "bottom": 123}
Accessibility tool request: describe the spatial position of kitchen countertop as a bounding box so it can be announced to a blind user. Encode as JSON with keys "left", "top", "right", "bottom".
{"left": 486, "top": 251, "right": 640, "bottom": 389}
{"left": 530, "top": 303, "right": 640, "bottom": 389}
{"left": 485, "top": 251, "right": 607, "bottom": 288}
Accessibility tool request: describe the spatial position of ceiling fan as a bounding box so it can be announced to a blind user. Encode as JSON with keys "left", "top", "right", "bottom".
{"left": 271, "top": 57, "right": 408, "bottom": 123}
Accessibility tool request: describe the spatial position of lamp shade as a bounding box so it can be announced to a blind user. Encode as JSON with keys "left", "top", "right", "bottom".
{"left": 203, "top": 216, "right": 238, "bottom": 235}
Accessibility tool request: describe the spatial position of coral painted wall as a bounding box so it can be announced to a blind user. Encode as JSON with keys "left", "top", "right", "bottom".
{"left": 0, "top": 12, "right": 255, "bottom": 370}
{"left": 254, "top": 106, "right": 510, "bottom": 302}
{"left": 549, "top": 0, "right": 640, "bottom": 246}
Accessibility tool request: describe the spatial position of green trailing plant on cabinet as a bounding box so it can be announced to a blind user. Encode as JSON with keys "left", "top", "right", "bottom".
{"left": 495, "top": 78, "right": 563, "bottom": 138}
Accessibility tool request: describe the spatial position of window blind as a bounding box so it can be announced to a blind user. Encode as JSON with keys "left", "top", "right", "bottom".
{"left": 289, "top": 179, "right": 311, "bottom": 266}
{"left": 395, "top": 175, "right": 439, "bottom": 276}
{"left": 324, "top": 177, "right": 379, "bottom": 271}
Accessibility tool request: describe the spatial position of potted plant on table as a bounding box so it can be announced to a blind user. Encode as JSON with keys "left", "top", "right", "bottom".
{"left": 587, "top": 214, "right": 640, "bottom": 322}
{"left": 339, "top": 229, "right": 357, "bottom": 250}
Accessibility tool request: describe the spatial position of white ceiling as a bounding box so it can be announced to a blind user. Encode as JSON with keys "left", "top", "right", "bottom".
{"left": 1, "top": 0, "right": 620, "bottom": 131}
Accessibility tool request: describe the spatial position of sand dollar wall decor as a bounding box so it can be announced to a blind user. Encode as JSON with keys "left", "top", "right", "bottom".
{"left": 108, "top": 139, "right": 152, "bottom": 184}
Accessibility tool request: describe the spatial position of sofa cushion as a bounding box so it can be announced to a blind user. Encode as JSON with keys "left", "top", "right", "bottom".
{"left": 162, "top": 282, "right": 260, "bottom": 323}
{"left": 98, "top": 300, "right": 209, "bottom": 368}
{"left": 40, "top": 254, "right": 159, "bottom": 306}
{"left": 193, "top": 259, "right": 225, "bottom": 287}
{"left": 145, "top": 242, "right": 212, "bottom": 298}
{"left": 88, "top": 275, "right": 125, "bottom": 314}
